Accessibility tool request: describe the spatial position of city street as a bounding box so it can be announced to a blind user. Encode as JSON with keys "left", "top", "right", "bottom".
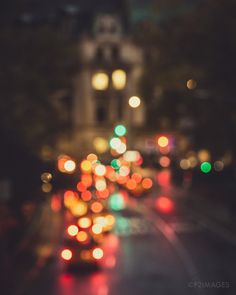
{"left": 5, "top": 171, "right": 235, "bottom": 295}
{"left": 1, "top": 1, "right": 235, "bottom": 295}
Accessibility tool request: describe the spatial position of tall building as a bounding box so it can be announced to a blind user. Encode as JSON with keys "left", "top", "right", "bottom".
{"left": 71, "top": 14, "right": 145, "bottom": 156}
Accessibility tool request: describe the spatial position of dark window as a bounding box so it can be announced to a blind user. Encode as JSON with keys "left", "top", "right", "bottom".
{"left": 96, "top": 97, "right": 108, "bottom": 123}
{"left": 96, "top": 106, "right": 106, "bottom": 123}
{"left": 116, "top": 94, "right": 123, "bottom": 120}
{"left": 111, "top": 46, "right": 119, "bottom": 60}
{"left": 96, "top": 47, "right": 104, "bottom": 61}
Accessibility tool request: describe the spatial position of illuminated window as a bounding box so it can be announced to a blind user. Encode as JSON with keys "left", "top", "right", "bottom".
{"left": 112, "top": 69, "right": 126, "bottom": 90}
{"left": 92, "top": 72, "right": 109, "bottom": 90}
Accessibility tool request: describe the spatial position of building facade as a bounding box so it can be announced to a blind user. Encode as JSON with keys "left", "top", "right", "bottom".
{"left": 71, "top": 14, "right": 145, "bottom": 156}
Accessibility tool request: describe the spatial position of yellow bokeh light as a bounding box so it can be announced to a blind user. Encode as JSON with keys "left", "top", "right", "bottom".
{"left": 198, "top": 149, "right": 210, "bottom": 162}
{"left": 70, "top": 200, "right": 88, "bottom": 217}
{"left": 78, "top": 217, "right": 92, "bottom": 229}
{"left": 80, "top": 160, "right": 92, "bottom": 173}
{"left": 105, "top": 214, "right": 115, "bottom": 227}
{"left": 157, "top": 136, "right": 169, "bottom": 148}
{"left": 63, "top": 190, "right": 77, "bottom": 209}
{"left": 112, "top": 69, "right": 126, "bottom": 90}
{"left": 128, "top": 96, "right": 141, "bottom": 108}
{"left": 93, "top": 137, "right": 109, "bottom": 154}
{"left": 188, "top": 156, "right": 198, "bottom": 168}
{"left": 92, "top": 72, "right": 109, "bottom": 90}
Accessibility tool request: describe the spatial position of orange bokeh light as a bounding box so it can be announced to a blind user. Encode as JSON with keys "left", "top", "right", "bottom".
{"left": 76, "top": 231, "right": 88, "bottom": 243}
{"left": 81, "top": 174, "right": 93, "bottom": 187}
{"left": 96, "top": 189, "right": 110, "bottom": 199}
{"left": 126, "top": 179, "right": 137, "bottom": 190}
{"left": 87, "top": 153, "right": 98, "bottom": 163}
{"left": 91, "top": 202, "right": 103, "bottom": 213}
{"left": 131, "top": 173, "right": 142, "bottom": 183}
{"left": 142, "top": 178, "right": 153, "bottom": 189}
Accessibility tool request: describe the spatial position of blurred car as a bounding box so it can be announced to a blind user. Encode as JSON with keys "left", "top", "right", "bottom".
{"left": 60, "top": 233, "right": 103, "bottom": 270}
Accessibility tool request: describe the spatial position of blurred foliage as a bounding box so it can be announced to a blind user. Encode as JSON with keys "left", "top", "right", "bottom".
{"left": 134, "top": 0, "right": 236, "bottom": 154}
{"left": 0, "top": 26, "right": 78, "bottom": 152}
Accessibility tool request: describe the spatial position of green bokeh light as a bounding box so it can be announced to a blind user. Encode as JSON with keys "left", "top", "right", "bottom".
{"left": 110, "top": 159, "right": 120, "bottom": 170}
{"left": 114, "top": 124, "right": 127, "bottom": 136}
{"left": 200, "top": 162, "right": 212, "bottom": 173}
{"left": 109, "top": 193, "right": 125, "bottom": 211}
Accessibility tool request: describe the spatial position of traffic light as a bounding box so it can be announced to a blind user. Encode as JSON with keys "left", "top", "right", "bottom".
{"left": 200, "top": 162, "right": 212, "bottom": 173}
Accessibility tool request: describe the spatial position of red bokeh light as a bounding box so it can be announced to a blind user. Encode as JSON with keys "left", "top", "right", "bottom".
{"left": 77, "top": 181, "right": 87, "bottom": 192}
{"left": 155, "top": 196, "right": 174, "bottom": 213}
{"left": 81, "top": 190, "right": 92, "bottom": 201}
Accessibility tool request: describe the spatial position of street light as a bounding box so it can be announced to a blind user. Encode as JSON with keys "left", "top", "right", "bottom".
{"left": 128, "top": 96, "right": 141, "bottom": 108}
